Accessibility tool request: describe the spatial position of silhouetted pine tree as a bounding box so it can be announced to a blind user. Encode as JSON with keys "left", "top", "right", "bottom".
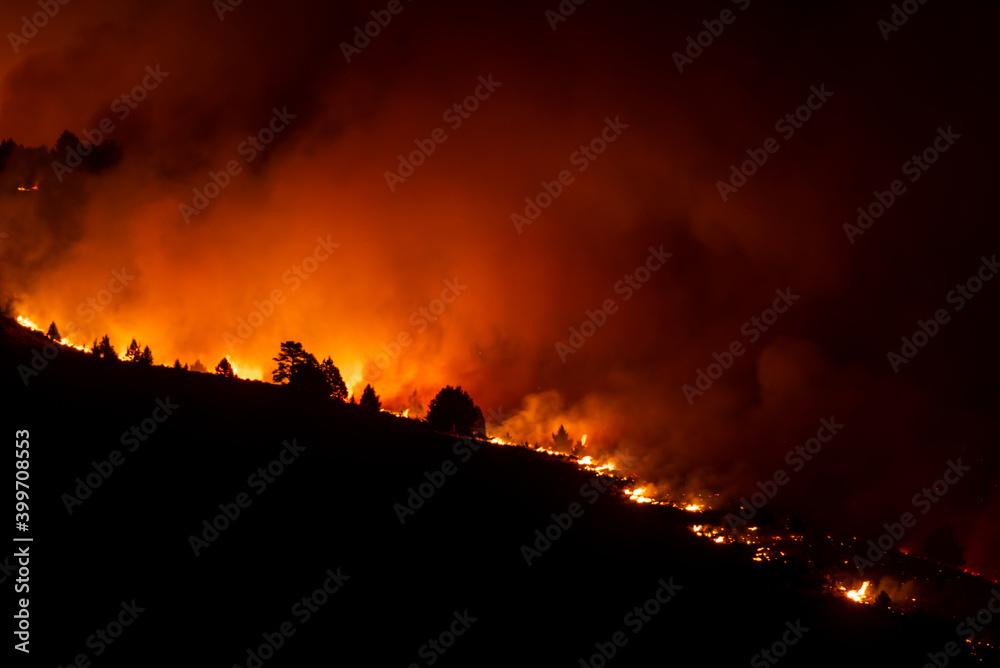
{"left": 552, "top": 425, "right": 571, "bottom": 452}
{"left": 215, "top": 357, "right": 235, "bottom": 378}
{"left": 272, "top": 341, "right": 329, "bottom": 397}
{"left": 321, "top": 357, "right": 347, "bottom": 401}
{"left": 359, "top": 384, "right": 381, "bottom": 411}
{"left": 124, "top": 338, "right": 142, "bottom": 362}
{"left": 426, "top": 386, "right": 485, "bottom": 437}
{"left": 92, "top": 335, "right": 117, "bottom": 360}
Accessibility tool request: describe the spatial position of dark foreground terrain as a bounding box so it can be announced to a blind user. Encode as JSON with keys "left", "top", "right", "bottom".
{"left": 3, "top": 316, "right": 996, "bottom": 667}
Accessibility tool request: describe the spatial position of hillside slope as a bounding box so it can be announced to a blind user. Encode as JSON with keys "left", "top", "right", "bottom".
{"left": 2, "top": 316, "right": 993, "bottom": 667}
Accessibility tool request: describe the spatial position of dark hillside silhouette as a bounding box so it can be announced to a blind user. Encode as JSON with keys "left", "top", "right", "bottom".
{"left": 1, "top": 315, "right": 997, "bottom": 667}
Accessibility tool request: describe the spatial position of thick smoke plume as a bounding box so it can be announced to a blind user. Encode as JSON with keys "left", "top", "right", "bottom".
{"left": 1, "top": 0, "right": 997, "bottom": 575}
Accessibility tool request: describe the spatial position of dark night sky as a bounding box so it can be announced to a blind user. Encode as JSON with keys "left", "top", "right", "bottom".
{"left": 1, "top": 0, "right": 998, "bottom": 575}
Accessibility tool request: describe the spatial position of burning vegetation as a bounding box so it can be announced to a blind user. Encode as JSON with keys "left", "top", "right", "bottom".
{"left": 5, "top": 308, "right": 1000, "bottom": 662}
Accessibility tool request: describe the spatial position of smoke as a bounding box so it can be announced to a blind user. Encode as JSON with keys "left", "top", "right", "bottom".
{"left": 1, "top": 0, "right": 997, "bottom": 575}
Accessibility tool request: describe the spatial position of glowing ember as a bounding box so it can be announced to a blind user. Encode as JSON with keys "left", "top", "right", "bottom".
{"left": 16, "top": 185, "right": 38, "bottom": 191}
{"left": 624, "top": 487, "right": 656, "bottom": 504}
{"left": 581, "top": 434, "right": 588, "bottom": 447}
{"left": 379, "top": 408, "right": 414, "bottom": 418}
{"left": 683, "top": 503, "right": 703, "bottom": 512}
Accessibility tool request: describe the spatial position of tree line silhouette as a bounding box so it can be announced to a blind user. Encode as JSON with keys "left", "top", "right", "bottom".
{"left": 59, "top": 326, "right": 488, "bottom": 439}
{"left": 32, "top": 319, "right": 977, "bottom": 567}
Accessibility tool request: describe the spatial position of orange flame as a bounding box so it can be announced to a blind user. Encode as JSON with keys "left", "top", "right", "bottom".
{"left": 845, "top": 581, "right": 869, "bottom": 603}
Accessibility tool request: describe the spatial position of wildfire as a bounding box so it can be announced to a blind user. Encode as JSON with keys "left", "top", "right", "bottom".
{"left": 60, "top": 338, "right": 89, "bottom": 353}
{"left": 16, "top": 185, "right": 38, "bottom": 191}
{"left": 578, "top": 455, "right": 616, "bottom": 475}
{"left": 225, "top": 355, "right": 241, "bottom": 378}
{"left": 690, "top": 524, "right": 730, "bottom": 544}
{"left": 482, "top": 425, "right": 699, "bottom": 510}
{"left": 623, "top": 487, "right": 658, "bottom": 504}
{"left": 15, "top": 315, "right": 93, "bottom": 353}
{"left": 834, "top": 580, "right": 876, "bottom": 604}
{"left": 16, "top": 315, "right": 42, "bottom": 331}
{"left": 845, "top": 581, "right": 870, "bottom": 603}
